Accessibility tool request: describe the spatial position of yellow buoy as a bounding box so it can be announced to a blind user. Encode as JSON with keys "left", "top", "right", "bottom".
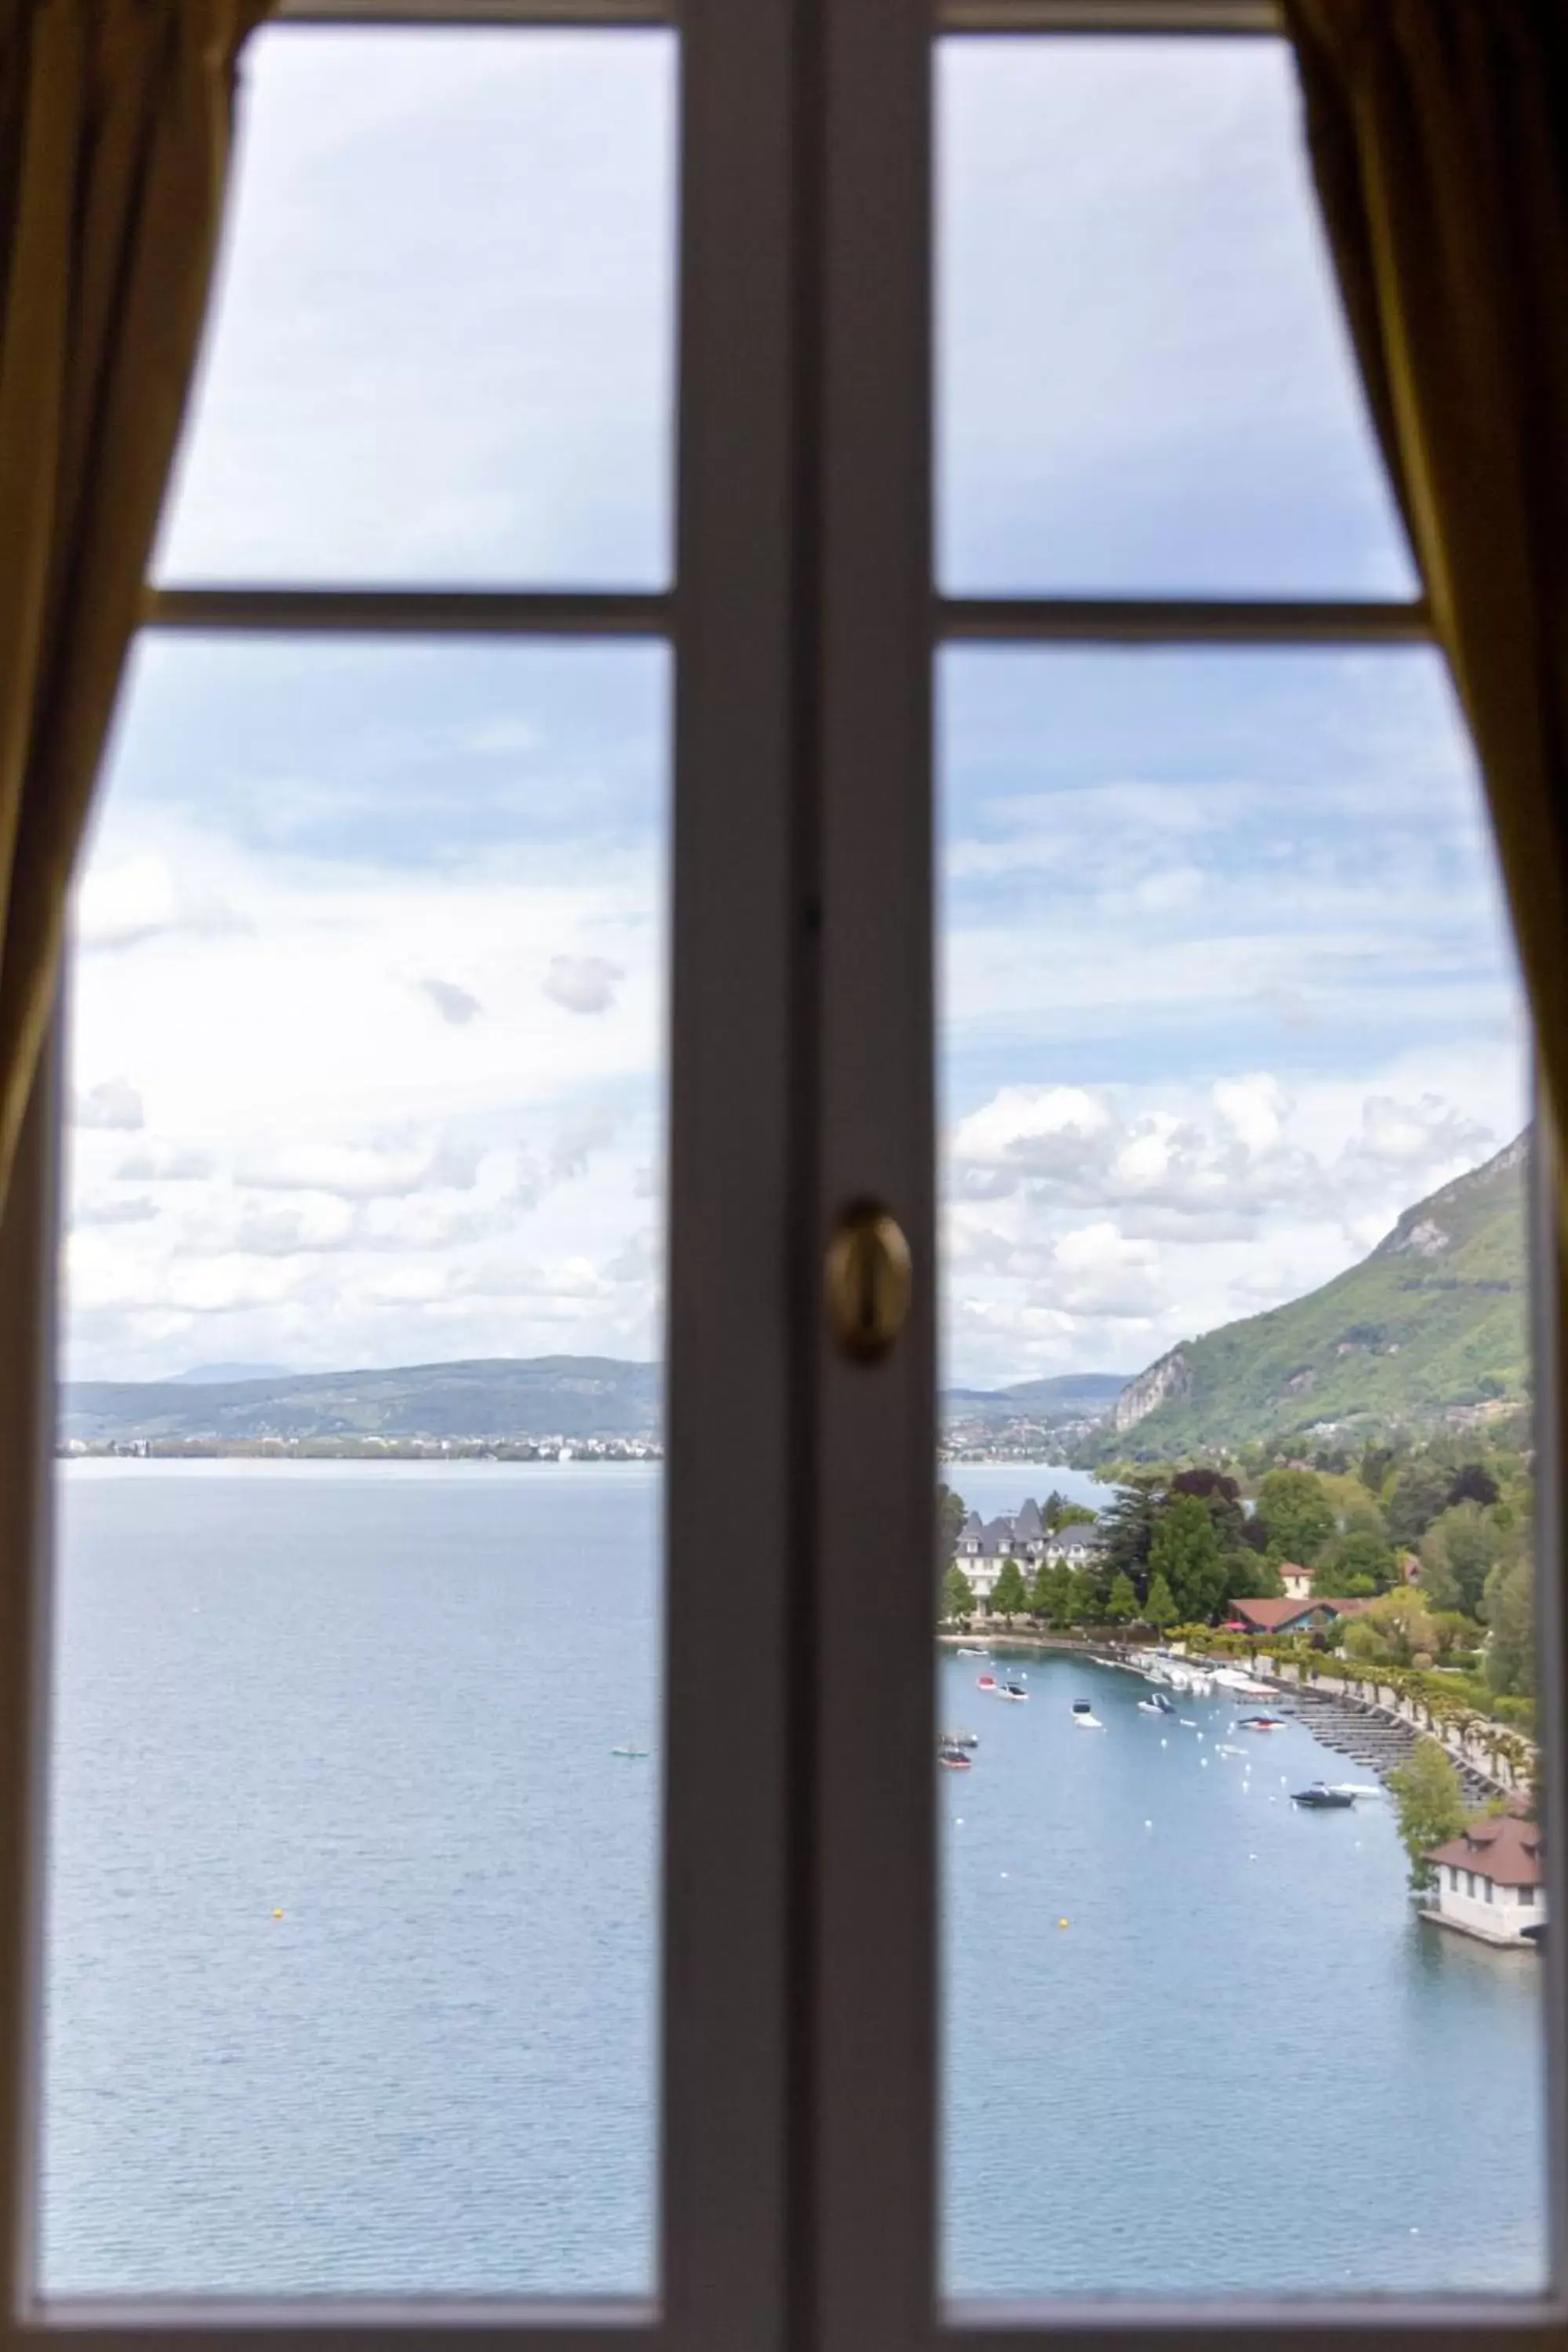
{"left": 272, "top": 1908, "right": 284, "bottom": 1920}
{"left": 1058, "top": 1916, "right": 1069, "bottom": 1929}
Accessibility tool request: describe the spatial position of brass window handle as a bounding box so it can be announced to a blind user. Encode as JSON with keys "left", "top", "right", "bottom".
{"left": 824, "top": 1200, "right": 912, "bottom": 1364}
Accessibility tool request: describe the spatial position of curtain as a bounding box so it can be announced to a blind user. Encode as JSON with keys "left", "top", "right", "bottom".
{"left": 0, "top": 0, "right": 267, "bottom": 1207}
{"left": 1283, "top": 2, "right": 1568, "bottom": 1200}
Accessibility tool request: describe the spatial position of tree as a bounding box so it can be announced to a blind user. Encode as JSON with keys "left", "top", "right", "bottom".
{"left": 1448, "top": 1462, "right": 1501, "bottom": 1510}
{"left": 942, "top": 1563, "right": 975, "bottom": 1624}
{"left": 1062, "top": 1568, "right": 1097, "bottom": 1625}
{"left": 1106, "top": 1570, "right": 1138, "bottom": 1624}
{"left": 1318, "top": 1518, "right": 1398, "bottom": 1592}
{"left": 1172, "top": 1465, "right": 1245, "bottom": 1548}
{"left": 1148, "top": 1493, "right": 1225, "bottom": 1624}
{"left": 990, "top": 1558, "right": 1028, "bottom": 1622}
{"left": 1099, "top": 1479, "right": 1160, "bottom": 1585}
{"left": 1341, "top": 1585, "right": 1436, "bottom": 1668}
{"left": 1031, "top": 1560, "right": 1073, "bottom": 1624}
{"left": 1055, "top": 1501, "right": 1097, "bottom": 1529}
{"left": 936, "top": 1482, "right": 966, "bottom": 1616}
{"left": 1223, "top": 1547, "right": 1283, "bottom": 1603}
{"left": 1359, "top": 1446, "right": 1395, "bottom": 1496}
{"left": 1484, "top": 1552, "right": 1535, "bottom": 1700}
{"left": 1385, "top": 1457, "right": 1454, "bottom": 1548}
{"left": 1420, "top": 1501, "right": 1508, "bottom": 1618}
{"left": 1145, "top": 1570, "right": 1178, "bottom": 1632}
{"left": 1386, "top": 1740, "right": 1468, "bottom": 1893}
{"left": 1257, "top": 1468, "right": 1335, "bottom": 1566}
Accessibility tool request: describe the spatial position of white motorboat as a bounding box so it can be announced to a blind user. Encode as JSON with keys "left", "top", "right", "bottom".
{"left": 1211, "top": 1665, "right": 1274, "bottom": 1698}
{"left": 1071, "top": 1701, "right": 1104, "bottom": 1729}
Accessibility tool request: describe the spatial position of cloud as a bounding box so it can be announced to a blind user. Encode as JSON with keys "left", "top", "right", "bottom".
{"left": 73, "top": 1078, "right": 144, "bottom": 1132}
{"left": 938, "top": 1069, "right": 1523, "bottom": 1386}
{"left": 417, "top": 975, "right": 482, "bottom": 1026}
{"left": 550, "top": 1109, "right": 618, "bottom": 1182}
{"left": 74, "top": 855, "right": 241, "bottom": 953}
{"left": 234, "top": 1133, "right": 481, "bottom": 1200}
{"left": 71, "top": 1196, "right": 158, "bottom": 1229}
{"left": 543, "top": 954, "right": 623, "bottom": 1015}
{"left": 115, "top": 1143, "right": 215, "bottom": 1182}
{"left": 231, "top": 1199, "right": 360, "bottom": 1256}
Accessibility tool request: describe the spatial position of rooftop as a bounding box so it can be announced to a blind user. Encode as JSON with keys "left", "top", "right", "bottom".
{"left": 1425, "top": 1812, "right": 1544, "bottom": 1889}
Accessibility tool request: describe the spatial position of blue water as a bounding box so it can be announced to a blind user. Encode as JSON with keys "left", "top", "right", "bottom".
{"left": 941, "top": 1649, "right": 1548, "bottom": 2297}
{"left": 44, "top": 1461, "right": 659, "bottom": 2297}
{"left": 42, "top": 1462, "right": 1549, "bottom": 2299}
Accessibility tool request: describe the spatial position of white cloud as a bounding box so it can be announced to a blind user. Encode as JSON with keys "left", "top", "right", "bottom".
{"left": 73, "top": 1078, "right": 144, "bottom": 1132}
{"left": 114, "top": 1143, "right": 215, "bottom": 1183}
{"left": 543, "top": 955, "right": 624, "bottom": 1015}
{"left": 941, "top": 1062, "right": 1527, "bottom": 1387}
{"left": 417, "top": 976, "right": 482, "bottom": 1026}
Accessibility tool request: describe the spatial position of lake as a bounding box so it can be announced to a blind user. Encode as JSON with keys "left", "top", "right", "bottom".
{"left": 42, "top": 1461, "right": 1548, "bottom": 2300}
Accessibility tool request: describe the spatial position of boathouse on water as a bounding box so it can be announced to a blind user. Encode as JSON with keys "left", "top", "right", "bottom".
{"left": 1423, "top": 1813, "right": 1545, "bottom": 1947}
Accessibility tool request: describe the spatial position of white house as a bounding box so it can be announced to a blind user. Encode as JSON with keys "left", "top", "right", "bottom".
{"left": 1423, "top": 1811, "right": 1545, "bottom": 1946}
{"left": 952, "top": 1500, "right": 1099, "bottom": 1606}
{"left": 1278, "top": 1562, "right": 1312, "bottom": 1600}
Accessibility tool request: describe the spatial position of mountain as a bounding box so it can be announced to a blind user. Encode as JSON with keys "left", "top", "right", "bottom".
{"left": 1091, "top": 1132, "right": 1531, "bottom": 1461}
{"left": 63, "top": 1357, "right": 662, "bottom": 1446}
{"left": 943, "top": 1373, "right": 1128, "bottom": 1432}
{"left": 170, "top": 1361, "right": 293, "bottom": 1386}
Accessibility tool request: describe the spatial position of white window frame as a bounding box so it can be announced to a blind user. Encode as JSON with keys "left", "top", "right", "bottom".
{"left": 808, "top": 7, "right": 1568, "bottom": 2352}
{"left": 0, "top": 4, "right": 804, "bottom": 2350}
{"left": 0, "top": 3, "right": 1563, "bottom": 2351}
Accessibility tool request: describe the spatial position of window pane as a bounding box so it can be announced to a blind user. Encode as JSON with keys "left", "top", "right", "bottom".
{"left": 936, "top": 647, "right": 1548, "bottom": 2298}
{"left": 156, "top": 29, "right": 677, "bottom": 588}
{"left": 936, "top": 38, "right": 1416, "bottom": 598}
{"left": 46, "top": 637, "right": 669, "bottom": 2295}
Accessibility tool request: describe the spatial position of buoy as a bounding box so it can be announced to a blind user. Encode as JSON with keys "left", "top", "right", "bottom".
{"left": 1058, "top": 1917, "right": 1069, "bottom": 1929}
{"left": 1144, "top": 1819, "right": 1152, "bottom": 1830}
{"left": 272, "top": 1908, "right": 284, "bottom": 1920}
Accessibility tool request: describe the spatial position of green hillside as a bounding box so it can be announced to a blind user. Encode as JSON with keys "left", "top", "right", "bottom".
{"left": 1092, "top": 1133, "right": 1531, "bottom": 1461}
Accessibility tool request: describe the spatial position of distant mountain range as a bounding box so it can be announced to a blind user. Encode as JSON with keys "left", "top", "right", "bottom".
{"left": 63, "top": 1357, "right": 664, "bottom": 1446}
{"left": 64, "top": 1357, "right": 1128, "bottom": 1450}
{"left": 942, "top": 1373, "right": 1128, "bottom": 1436}
{"left": 66, "top": 1140, "right": 1530, "bottom": 1457}
{"left": 1094, "top": 1132, "right": 1531, "bottom": 1461}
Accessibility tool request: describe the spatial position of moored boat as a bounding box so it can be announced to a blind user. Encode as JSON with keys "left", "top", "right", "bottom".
{"left": 1236, "top": 1714, "right": 1286, "bottom": 1732}
{"left": 998, "top": 1679, "right": 1029, "bottom": 1701}
{"left": 1137, "top": 1691, "right": 1174, "bottom": 1717}
{"left": 1071, "top": 1700, "right": 1104, "bottom": 1729}
{"left": 1291, "top": 1781, "right": 1355, "bottom": 1809}
{"left": 938, "top": 1741, "right": 973, "bottom": 1770}
{"left": 976, "top": 1672, "right": 997, "bottom": 1690}
{"left": 941, "top": 1726, "right": 979, "bottom": 1748}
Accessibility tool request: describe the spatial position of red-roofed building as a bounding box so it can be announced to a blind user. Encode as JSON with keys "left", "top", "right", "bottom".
{"left": 1228, "top": 1595, "right": 1370, "bottom": 1638}
{"left": 1423, "top": 1812, "right": 1544, "bottom": 1946}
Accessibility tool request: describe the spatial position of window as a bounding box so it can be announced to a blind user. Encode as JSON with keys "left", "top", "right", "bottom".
{"left": 2, "top": 5, "right": 1564, "bottom": 2352}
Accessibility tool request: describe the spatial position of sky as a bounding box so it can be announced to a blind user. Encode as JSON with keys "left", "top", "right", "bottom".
{"left": 64, "top": 30, "right": 1529, "bottom": 1388}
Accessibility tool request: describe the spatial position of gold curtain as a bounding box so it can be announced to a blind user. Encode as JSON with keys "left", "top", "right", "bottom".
{"left": 0, "top": 0, "right": 267, "bottom": 1204}
{"left": 1283, "top": 1, "right": 1568, "bottom": 1195}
